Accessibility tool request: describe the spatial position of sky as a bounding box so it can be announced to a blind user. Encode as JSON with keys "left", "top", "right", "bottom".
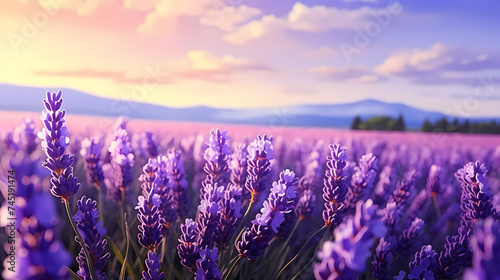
{"left": 2, "top": 0, "right": 500, "bottom": 117}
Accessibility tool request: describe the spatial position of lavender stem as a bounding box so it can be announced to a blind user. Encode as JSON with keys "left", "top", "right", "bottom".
{"left": 64, "top": 199, "right": 99, "bottom": 280}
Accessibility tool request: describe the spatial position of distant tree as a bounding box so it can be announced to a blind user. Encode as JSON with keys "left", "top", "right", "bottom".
{"left": 460, "top": 119, "right": 471, "bottom": 133}
{"left": 421, "top": 119, "right": 433, "bottom": 132}
{"left": 391, "top": 114, "right": 406, "bottom": 131}
{"left": 359, "top": 116, "right": 395, "bottom": 131}
{"left": 450, "top": 118, "right": 460, "bottom": 132}
{"left": 435, "top": 117, "right": 449, "bottom": 132}
{"left": 351, "top": 115, "right": 362, "bottom": 130}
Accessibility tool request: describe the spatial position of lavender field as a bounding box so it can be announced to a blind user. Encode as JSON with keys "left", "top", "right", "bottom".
{"left": 0, "top": 91, "right": 499, "bottom": 280}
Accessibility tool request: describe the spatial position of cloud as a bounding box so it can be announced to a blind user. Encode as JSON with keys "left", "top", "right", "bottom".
{"left": 308, "top": 65, "right": 383, "bottom": 83}
{"left": 138, "top": 0, "right": 212, "bottom": 33}
{"left": 223, "top": 15, "right": 287, "bottom": 45}
{"left": 342, "top": 0, "right": 378, "bottom": 3}
{"left": 376, "top": 43, "right": 500, "bottom": 85}
{"left": 38, "top": 0, "right": 117, "bottom": 15}
{"left": 173, "top": 50, "right": 273, "bottom": 82}
{"left": 304, "top": 47, "right": 341, "bottom": 58}
{"left": 33, "top": 51, "right": 271, "bottom": 84}
{"left": 287, "top": 2, "right": 373, "bottom": 32}
{"left": 200, "top": 5, "right": 262, "bottom": 31}
{"left": 224, "top": 2, "right": 392, "bottom": 44}
{"left": 33, "top": 69, "right": 173, "bottom": 84}
{"left": 124, "top": 0, "right": 160, "bottom": 11}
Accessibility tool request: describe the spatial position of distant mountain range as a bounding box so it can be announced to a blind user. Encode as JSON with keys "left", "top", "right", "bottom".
{"left": 1, "top": 84, "right": 497, "bottom": 129}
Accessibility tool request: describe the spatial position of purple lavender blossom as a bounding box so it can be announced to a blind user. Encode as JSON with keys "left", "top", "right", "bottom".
{"left": 142, "top": 252, "right": 165, "bottom": 280}
{"left": 103, "top": 127, "right": 134, "bottom": 203}
{"left": 177, "top": 218, "right": 199, "bottom": 270}
{"left": 196, "top": 183, "right": 224, "bottom": 248}
{"left": 2, "top": 154, "right": 70, "bottom": 280}
{"left": 455, "top": 161, "right": 499, "bottom": 229}
{"left": 150, "top": 156, "right": 179, "bottom": 231}
{"left": 295, "top": 189, "right": 316, "bottom": 219}
{"left": 38, "top": 91, "right": 80, "bottom": 201}
{"left": 372, "top": 237, "right": 394, "bottom": 280}
{"left": 16, "top": 118, "right": 38, "bottom": 155}
{"left": 236, "top": 169, "right": 298, "bottom": 260}
{"left": 230, "top": 142, "right": 249, "bottom": 199}
{"left": 397, "top": 217, "right": 424, "bottom": 255}
{"left": 344, "top": 153, "right": 378, "bottom": 216}
{"left": 382, "top": 171, "right": 418, "bottom": 235}
{"left": 245, "top": 134, "right": 274, "bottom": 202}
{"left": 167, "top": 148, "right": 191, "bottom": 218}
{"left": 407, "top": 245, "right": 438, "bottom": 280}
{"left": 435, "top": 225, "right": 472, "bottom": 279}
{"left": 293, "top": 142, "right": 323, "bottom": 222}
{"left": 215, "top": 183, "right": 242, "bottom": 249}
{"left": 80, "top": 136, "right": 104, "bottom": 188}
{"left": 195, "top": 246, "right": 222, "bottom": 280}
{"left": 139, "top": 131, "right": 159, "bottom": 158}
{"left": 463, "top": 218, "right": 500, "bottom": 280}
{"left": 136, "top": 191, "right": 164, "bottom": 251}
{"left": 426, "top": 164, "right": 443, "bottom": 197}
{"left": 73, "top": 196, "right": 110, "bottom": 280}
{"left": 201, "top": 129, "right": 231, "bottom": 199}
{"left": 322, "top": 144, "right": 349, "bottom": 227}
{"left": 314, "top": 199, "right": 387, "bottom": 280}
{"left": 374, "top": 166, "right": 396, "bottom": 204}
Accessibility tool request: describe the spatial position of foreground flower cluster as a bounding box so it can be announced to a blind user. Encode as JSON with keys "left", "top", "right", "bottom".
{"left": 1, "top": 90, "right": 500, "bottom": 280}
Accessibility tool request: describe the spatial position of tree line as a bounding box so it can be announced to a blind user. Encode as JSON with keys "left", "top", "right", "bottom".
{"left": 421, "top": 117, "right": 500, "bottom": 134}
{"left": 351, "top": 115, "right": 406, "bottom": 131}
{"left": 351, "top": 115, "right": 500, "bottom": 134}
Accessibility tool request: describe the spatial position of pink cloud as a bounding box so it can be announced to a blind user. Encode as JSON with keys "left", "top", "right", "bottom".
{"left": 33, "top": 69, "right": 174, "bottom": 84}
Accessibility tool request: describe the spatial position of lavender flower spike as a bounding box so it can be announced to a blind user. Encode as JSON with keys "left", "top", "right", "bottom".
{"left": 16, "top": 117, "right": 38, "bottom": 155}
{"left": 2, "top": 154, "right": 71, "bottom": 280}
{"left": 322, "top": 144, "right": 349, "bottom": 227}
{"left": 167, "top": 148, "right": 191, "bottom": 218}
{"left": 38, "top": 91, "right": 80, "bottom": 201}
{"left": 142, "top": 252, "right": 165, "bottom": 280}
{"left": 201, "top": 129, "right": 231, "bottom": 200}
{"left": 136, "top": 191, "right": 164, "bottom": 252}
{"left": 426, "top": 164, "right": 443, "bottom": 197}
{"left": 81, "top": 136, "right": 104, "bottom": 188}
{"left": 407, "top": 245, "right": 438, "bottom": 280}
{"left": 216, "top": 183, "right": 242, "bottom": 249}
{"left": 103, "top": 127, "right": 135, "bottom": 203}
{"left": 237, "top": 169, "right": 298, "bottom": 260}
{"left": 245, "top": 134, "right": 274, "bottom": 202}
{"left": 195, "top": 246, "right": 223, "bottom": 280}
{"left": 455, "top": 161, "right": 499, "bottom": 229}
{"left": 344, "top": 153, "right": 378, "bottom": 216}
{"left": 464, "top": 218, "right": 500, "bottom": 280}
{"left": 230, "top": 143, "right": 249, "bottom": 199}
{"left": 314, "top": 199, "right": 387, "bottom": 280}
{"left": 73, "top": 196, "right": 110, "bottom": 280}
{"left": 177, "top": 218, "right": 199, "bottom": 270}
{"left": 196, "top": 183, "right": 224, "bottom": 248}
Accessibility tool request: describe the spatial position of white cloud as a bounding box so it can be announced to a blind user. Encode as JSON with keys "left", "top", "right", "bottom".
{"left": 224, "top": 2, "right": 393, "bottom": 44}
{"left": 308, "top": 65, "right": 381, "bottom": 83}
{"left": 172, "top": 50, "right": 272, "bottom": 82}
{"left": 223, "top": 15, "right": 287, "bottom": 45}
{"left": 375, "top": 43, "right": 500, "bottom": 85}
{"left": 287, "top": 2, "right": 372, "bottom": 32}
{"left": 200, "top": 5, "right": 262, "bottom": 31}
{"left": 376, "top": 43, "right": 452, "bottom": 75}
{"left": 138, "top": 0, "right": 212, "bottom": 33}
